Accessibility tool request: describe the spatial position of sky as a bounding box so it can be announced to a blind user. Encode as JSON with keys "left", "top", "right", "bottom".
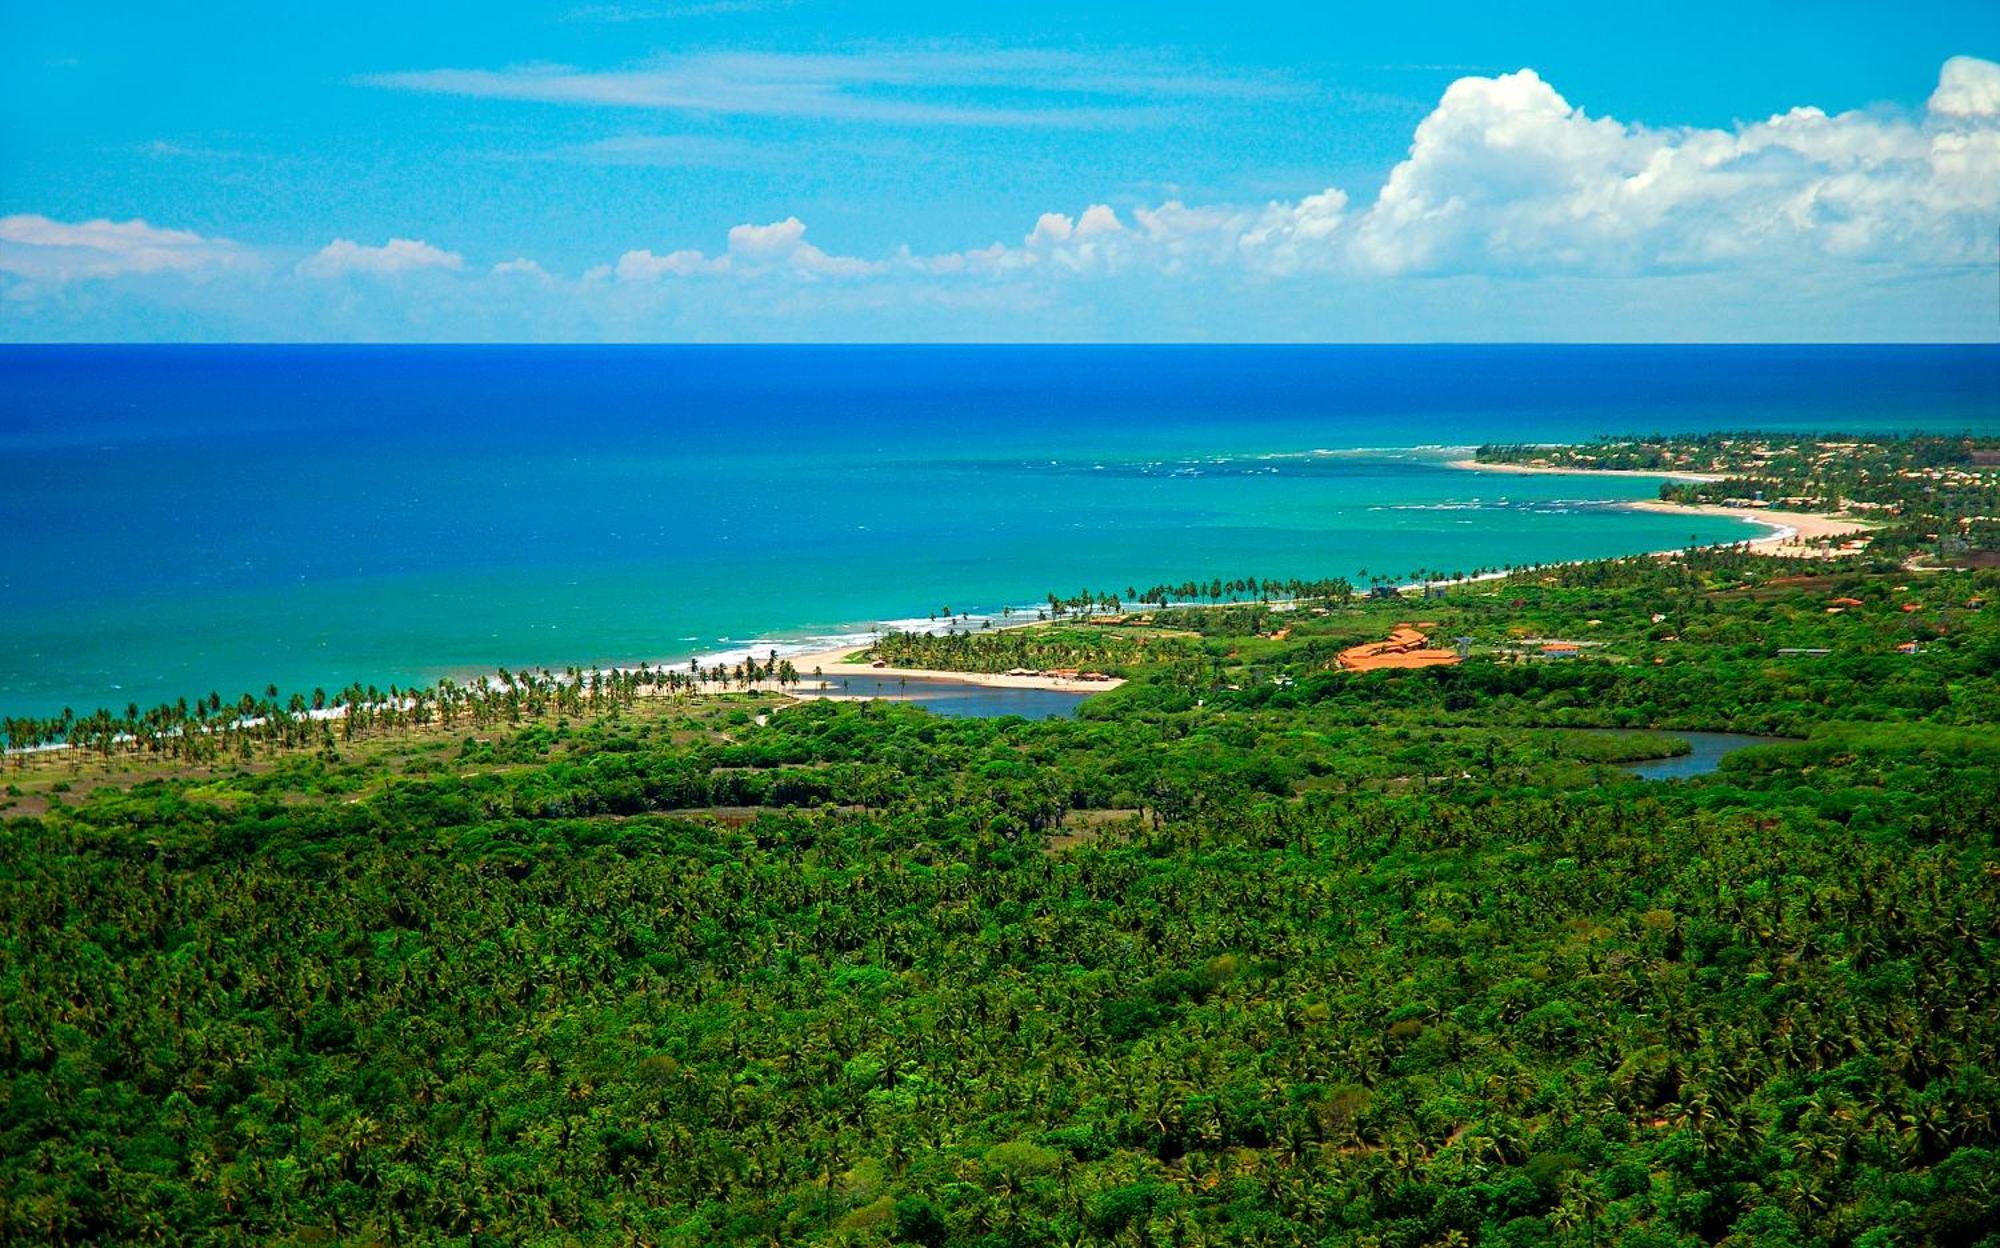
{"left": 3, "top": 2, "right": 1998, "bottom": 342}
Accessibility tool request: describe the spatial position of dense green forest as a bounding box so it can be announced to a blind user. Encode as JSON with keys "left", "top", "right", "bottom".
{"left": 4, "top": 508, "right": 1999, "bottom": 1243}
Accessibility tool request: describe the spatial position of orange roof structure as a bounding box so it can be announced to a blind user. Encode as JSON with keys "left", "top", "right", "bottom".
{"left": 1337, "top": 625, "right": 1462, "bottom": 672}
{"left": 1830, "top": 596, "right": 1865, "bottom": 607}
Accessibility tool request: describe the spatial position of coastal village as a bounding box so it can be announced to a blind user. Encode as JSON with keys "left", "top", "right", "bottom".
{"left": 1478, "top": 435, "right": 1998, "bottom": 558}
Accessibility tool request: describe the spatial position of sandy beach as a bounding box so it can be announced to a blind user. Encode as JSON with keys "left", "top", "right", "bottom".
{"left": 678, "top": 488, "right": 1878, "bottom": 702}
{"left": 1446, "top": 457, "right": 1874, "bottom": 556}
{"left": 617, "top": 464, "right": 1877, "bottom": 707}
{"left": 1445, "top": 458, "right": 1726, "bottom": 482}
{"left": 1619, "top": 500, "right": 1873, "bottom": 555}
{"left": 646, "top": 619, "right": 1128, "bottom": 701}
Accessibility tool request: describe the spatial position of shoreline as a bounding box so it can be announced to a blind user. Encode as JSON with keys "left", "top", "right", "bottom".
{"left": 566, "top": 451, "right": 1823, "bottom": 693}
{"left": 1445, "top": 457, "right": 1873, "bottom": 556}
{"left": 1444, "top": 457, "right": 1727, "bottom": 482}
{"left": 1617, "top": 499, "right": 1872, "bottom": 552}
{"left": 8, "top": 454, "right": 1884, "bottom": 741}
{"left": 671, "top": 622, "right": 1128, "bottom": 697}
{"left": 430, "top": 477, "right": 1873, "bottom": 704}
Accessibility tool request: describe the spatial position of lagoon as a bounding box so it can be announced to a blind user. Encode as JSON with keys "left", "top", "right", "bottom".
{"left": 801, "top": 675, "right": 1089, "bottom": 720}
{"left": 1618, "top": 731, "right": 1794, "bottom": 780}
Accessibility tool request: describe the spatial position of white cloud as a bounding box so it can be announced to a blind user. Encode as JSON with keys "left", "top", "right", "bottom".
{"left": 1128, "top": 200, "right": 1251, "bottom": 270}
{"left": 1021, "top": 205, "right": 1124, "bottom": 250}
{"left": 787, "top": 246, "right": 883, "bottom": 278}
{"left": 0, "top": 214, "right": 242, "bottom": 282}
{"left": 298, "top": 238, "right": 464, "bottom": 278}
{"left": 8, "top": 57, "right": 1996, "bottom": 340}
{"left": 726, "top": 217, "right": 809, "bottom": 259}
{"left": 615, "top": 247, "right": 727, "bottom": 280}
{"left": 897, "top": 241, "right": 1033, "bottom": 277}
{"left": 581, "top": 51, "right": 1999, "bottom": 311}
{"left": 1024, "top": 212, "right": 1075, "bottom": 248}
{"left": 1347, "top": 58, "right": 2000, "bottom": 276}
{"left": 616, "top": 217, "right": 883, "bottom": 282}
{"left": 1929, "top": 54, "right": 2000, "bottom": 118}
{"left": 492, "top": 257, "right": 554, "bottom": 283}
{"left": 1074, "top": 204, "right": 1124, "bottom": 239}
{"left": 1235, "top": 189, "right": 1351, "bottom": 274}
{"left": 1013, "top": 204, "right": 1130, "bottom": 272}
{"left": 573, "top": 48, "right": 2000, "bottom": 295}
{"left": 728, "top": 217, "right": 885, "bottom": 277}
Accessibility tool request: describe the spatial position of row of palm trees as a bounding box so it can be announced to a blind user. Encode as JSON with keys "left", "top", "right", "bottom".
{"left": 1040, "top": 567, "right": 1563, "bottom": 620}
{"left": 2, "top": 652, "right": 808, "bottom": 769}
{"left": 2, "top": 538, "right": 1820, "bottom": 772}
{"left": 1043, "top": 575, "right": 1362, "bottom": 620}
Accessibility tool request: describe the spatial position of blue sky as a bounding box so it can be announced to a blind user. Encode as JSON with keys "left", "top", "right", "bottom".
{"left": 3, "top": 2, "right": 1998, "bottom": 341}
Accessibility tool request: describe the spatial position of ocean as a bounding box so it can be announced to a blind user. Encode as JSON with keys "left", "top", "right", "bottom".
{"left": 2, "top": 344, "right": 1994, "bottom": 719}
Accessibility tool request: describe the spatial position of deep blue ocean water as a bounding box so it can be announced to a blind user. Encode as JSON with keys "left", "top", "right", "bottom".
{"left": 2, "top": 345, "right": 1994, "bottom": 718}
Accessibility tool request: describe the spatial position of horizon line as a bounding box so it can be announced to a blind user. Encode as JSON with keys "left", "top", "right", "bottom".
{"left": 4, "top": 340, "right": 1997, "bottom": 349}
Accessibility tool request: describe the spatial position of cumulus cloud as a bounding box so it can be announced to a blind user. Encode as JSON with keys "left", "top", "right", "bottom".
{"left": 615, "top": 247, "right": 727, "bottom": 280}
{"left": 726, "top": 217, "right": 809, "bottom": 259}
{"left": 298, "top": 237, "right": 464, "bottom": 278}
{"left": 896, "top": 241, "right": 1033, "bottom": 277}
{"left": 588, "top": 54, "right": 1997, "bottom": 291}
{"left": 1347, "top": 60, "right": 2000, "bottom": 276}
{"left": 0, "top": 214, "right": 242, "bottom": 283}
{"left": 728, "top": 217, "right": 885, "bottom": 276}
{"left": 1929, "top": 54, "right": 2000, "bottom": 118}
{"left": 614, "top": 216, "right": 884, "bottom": 282}
{"left": 1024, "top": 204, "right": 1123, "bottom": 247}
{"left": 8, "top": 56, "right": 1996, "bottom": 340}
{"left": 1234, "top": 189, "right": 1351, "bottom": 274}
{"left": 1024, "top": 212, "right": 1076, "bottom": 248}
{"left": 491, "top": 257, "right": 555, "bottom": 283}
{"left": 1013, "top": 203, "right": 1126, "bottom": 272}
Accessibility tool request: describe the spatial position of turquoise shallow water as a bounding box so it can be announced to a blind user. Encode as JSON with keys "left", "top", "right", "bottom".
{"left": 2, "top": 344, "right": 1993, "bottom": 718}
